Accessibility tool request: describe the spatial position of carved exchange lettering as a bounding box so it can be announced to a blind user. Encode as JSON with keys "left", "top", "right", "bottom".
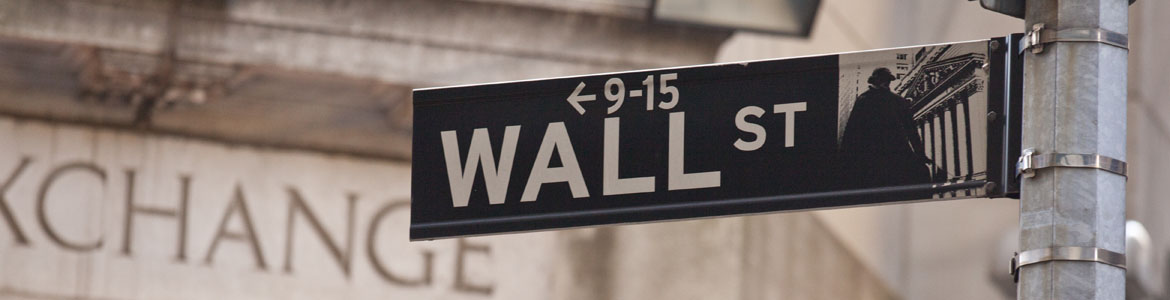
{"left": 0, "top": 156, "right": 494, "bottom": 296}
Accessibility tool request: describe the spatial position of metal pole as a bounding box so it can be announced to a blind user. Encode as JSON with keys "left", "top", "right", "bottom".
{"left": 1019, "top": 0, "right": 1128, "bottom": 299}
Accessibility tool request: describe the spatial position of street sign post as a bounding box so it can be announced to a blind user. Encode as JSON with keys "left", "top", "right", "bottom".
{"left": 411, "top": 37, "right": 1022, "bottom": 241}
{"left": 1011, "top": 0, "right": 1131, "bottom": 298}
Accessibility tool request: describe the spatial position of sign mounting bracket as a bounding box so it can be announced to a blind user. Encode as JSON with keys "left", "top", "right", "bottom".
{"left": 1016, "top": 148, "right": 1128, "bottom": 178}
{"left": 1019, "top": 23, "right": 1129, "bottom": 55}
{"left": 1009, "top": 246, "right": 1127, "bottom": 283}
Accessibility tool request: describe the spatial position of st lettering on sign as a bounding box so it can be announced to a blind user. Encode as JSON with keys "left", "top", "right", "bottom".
{"left": 410, "top": 37, "right": 1023, "bottom": 240}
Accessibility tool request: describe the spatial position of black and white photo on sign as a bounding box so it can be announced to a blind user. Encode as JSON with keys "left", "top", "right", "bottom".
{"left": 837, "top": 43, "right": 989, "bottom": 196}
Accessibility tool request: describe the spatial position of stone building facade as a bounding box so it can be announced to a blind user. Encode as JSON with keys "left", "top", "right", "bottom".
{"left": 0, "top": 0, "right": 1167, "bottom": 299}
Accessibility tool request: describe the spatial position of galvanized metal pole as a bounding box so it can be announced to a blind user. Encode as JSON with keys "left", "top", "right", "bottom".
{"left": 1019, "top": 0, "right": 1128, "bottom": 299}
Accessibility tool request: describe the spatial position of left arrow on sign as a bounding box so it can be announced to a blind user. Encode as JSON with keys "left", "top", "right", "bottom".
{"left": 567, "top": 82, "right": 596, "bottom": 115}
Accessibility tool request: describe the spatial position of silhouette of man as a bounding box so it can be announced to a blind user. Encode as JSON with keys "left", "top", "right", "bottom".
{"left": 841, "top": 68, "right": 932, "bottom": 188}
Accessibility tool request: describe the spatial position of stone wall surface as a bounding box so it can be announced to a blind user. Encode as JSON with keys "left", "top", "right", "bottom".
{"left": 1125, "top": 1, "right": 1170, "bottom": 296}
{"left": 0, "top": 0, "right": 1166, "bottom": 299}
{"left": 0, "top": 0, "right": 731, "bottom": 160}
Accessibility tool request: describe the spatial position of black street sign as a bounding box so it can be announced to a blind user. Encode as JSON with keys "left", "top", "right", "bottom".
{"left": 411, "top": 36, "right": 1022, "bottom": 240}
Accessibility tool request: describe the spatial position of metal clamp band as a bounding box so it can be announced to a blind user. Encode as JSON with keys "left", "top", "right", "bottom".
{"left": 1020, "top": 23, "right": 1129, "bottom": 54}
{"left": 1017, "top": 148, "right": 1128, "bottom": 178}
{"left": 1010, "top": 246, "right": 1127, "bottom": 283}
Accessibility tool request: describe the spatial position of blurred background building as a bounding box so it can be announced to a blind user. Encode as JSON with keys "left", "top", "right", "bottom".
{"left": 0, "top": 0, "right": 1165, "bottom": 299}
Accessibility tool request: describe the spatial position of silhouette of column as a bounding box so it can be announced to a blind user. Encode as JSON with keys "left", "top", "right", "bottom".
{"left": 936, "top": 108, "right": 948, "bottom": 184}
{"left": 961, "top": 95, "right": 974, "bottom": 182}
{"left": 948, "top": 99, "right": 962, "bottom": 196}
{"left": 926, "top": 116, "right": 936, "bottom": 179}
